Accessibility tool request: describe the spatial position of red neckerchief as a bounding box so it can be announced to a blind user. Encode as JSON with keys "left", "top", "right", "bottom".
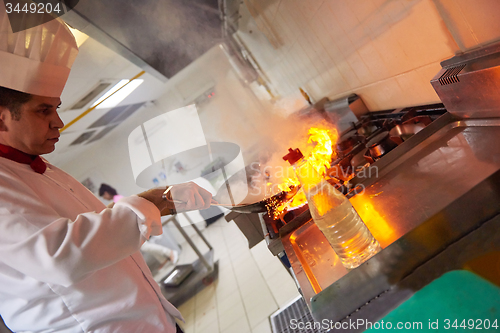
{"left": 0, "top": 143, "right": 47, "bottom": 174}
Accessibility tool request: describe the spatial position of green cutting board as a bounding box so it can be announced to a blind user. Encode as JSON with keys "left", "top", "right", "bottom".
{"left": 366, "top": 270, "right": 499, "bottom": 332}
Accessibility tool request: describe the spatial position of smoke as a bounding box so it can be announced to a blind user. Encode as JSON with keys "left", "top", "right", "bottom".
{"left": 156, "top": 43, "right": 341, "bottom": 201}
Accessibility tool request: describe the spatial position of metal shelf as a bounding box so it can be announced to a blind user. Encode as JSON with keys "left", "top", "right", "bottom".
{"left": 160, "top": 214, "right": 219, "bottom": 307}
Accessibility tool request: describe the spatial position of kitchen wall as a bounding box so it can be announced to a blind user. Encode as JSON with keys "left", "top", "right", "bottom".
{"left": 236, "top": 0, "right": 500, "bottom": 112}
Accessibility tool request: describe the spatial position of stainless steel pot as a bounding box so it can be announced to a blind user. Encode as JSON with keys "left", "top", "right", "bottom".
{"left": 365, "top": 131, "right": 398, "bottom": 161}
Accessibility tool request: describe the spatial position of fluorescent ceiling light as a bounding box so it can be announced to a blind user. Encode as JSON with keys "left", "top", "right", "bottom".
{"left": 93, "top": 79, "right": 144, "bottom": 109}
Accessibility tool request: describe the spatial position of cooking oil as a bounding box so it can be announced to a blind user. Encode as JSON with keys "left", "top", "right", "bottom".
{"left": 308, "top": 182, "right": 381, "bottom": 268}
{"left": 283, "top": 148, "right": 381, "bottom": 269}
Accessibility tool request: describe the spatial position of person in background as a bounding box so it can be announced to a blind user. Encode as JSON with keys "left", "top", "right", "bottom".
{"left": 0, "top": 7, "right": 210, "bottom": 333}
{"left": 99, "top": 183, "right": 124, "bottom": 202}
{"left": 99, "top": 183, "right": 179, "bottom": 266}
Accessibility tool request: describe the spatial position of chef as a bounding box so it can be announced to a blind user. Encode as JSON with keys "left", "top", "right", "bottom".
{"left": 0, "top": 8, "right": 210, "bottom": 333}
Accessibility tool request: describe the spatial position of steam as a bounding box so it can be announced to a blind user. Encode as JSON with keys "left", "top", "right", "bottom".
{"left": 154, "top": 43, "right": 341, "bottom": 201}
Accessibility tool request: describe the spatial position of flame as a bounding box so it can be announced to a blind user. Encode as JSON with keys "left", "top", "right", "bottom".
{"left": 307, "top": 127, "right": 337, "bottom": 176}
{"left": 277, "top": 177, "right": 300, "bottom": 192}
{"left": 271, "top": 127, "right": 339, "bottom": 219}
{"left": 289, "top": 191, "right": 306, "bottom": 207}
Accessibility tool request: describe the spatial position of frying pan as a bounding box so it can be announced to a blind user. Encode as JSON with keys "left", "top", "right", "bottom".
{"left": 210, "top": 167, "right": 300, "bottom": 214}
{"left": 170, "top": 198, "right": 269, "bottom": 214}
{"left": 212, "top": 200, "right": 268, "bottom": 213}
{"left": 171, "top": 187, "right": 297, "bottom": 213}
{"left": 212, "top": 188, "right": 298, "bottom": 213}
{"left": 166, "top": 166, "right": 300, "bottom": 213}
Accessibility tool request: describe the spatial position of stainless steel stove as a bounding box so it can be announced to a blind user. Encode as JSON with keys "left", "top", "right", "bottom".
{"left": 255, "top": 42, "right": 500, "bottom": 332}
{"left": 326, "top": 103, "right": 447, "bottom": 195}
{"left": 224, "top": 42, "right": 500, "bottom": 333}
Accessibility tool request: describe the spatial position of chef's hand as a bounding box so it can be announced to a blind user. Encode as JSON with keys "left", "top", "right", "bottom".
{"left": 170, "top": 182, "right": 213, "bottom": 212}
{"left": 137, "top": 182, "right": 212, "bottom": 216}
{"left": 136, "top": 188, "right": 171, "bottom": 216}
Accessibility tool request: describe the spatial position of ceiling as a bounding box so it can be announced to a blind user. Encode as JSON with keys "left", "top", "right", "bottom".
{"left": 45, "top": 1, "right": 246, "bottom": 166}
{"left": 45, "top": 35, "right": 171, "bottom": 166}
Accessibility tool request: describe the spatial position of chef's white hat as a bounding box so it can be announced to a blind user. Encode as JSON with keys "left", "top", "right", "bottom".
{"left": 0, "top": 8, "right": 78, "bottom": 97}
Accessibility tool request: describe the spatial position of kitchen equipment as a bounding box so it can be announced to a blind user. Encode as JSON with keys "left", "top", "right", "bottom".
{"left": 212, "top": 167, "right": 300, "bottom": 213}
{"left": 162, "top": 264, "right": 194, "bottom": 287}
{"left": 160, "top": 158, "right": 297, "bottom": 213}
{"left": 269, "top": 42, "right": 500, "bottom": 332}
{"left": 323, "top": 94, "right": 369, "bottom": 131}
{"left": 226, "top": 103, "right": 448, "bottom": 252}
{"left": 160, "top": 214, "right": 218, "bottom": 307}
{"left": 389, "top": 123, "right": 424, "bottom": 143}
{"left": 170, "top": 198, "right": 257, "bottom": 212}
{"left": 213, "top": 187, "right": 299, "bottom": 213}
{"left": 364, "top": 131, "right": 398, "bottom": 162}
{"left": 336, "top": 131, "right": 364, "bottom": 156}
{"left": 388, "top": 115, "right": 432, "bottom": 144}
{"left": 431, "top": 40, "right": 500, "bottom": 118}
{"left": 328, "top": 104, "right": 447, "bottom": 191}
{"left": 285, "top": 116, "right": 500, "bottom": 329}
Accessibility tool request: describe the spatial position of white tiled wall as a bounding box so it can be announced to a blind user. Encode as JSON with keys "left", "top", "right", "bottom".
{"left": 433, "top": 0, "right": 500, "bottom": 50}
{"left": 237, "top": 0, "right": 500, "bottom": 111}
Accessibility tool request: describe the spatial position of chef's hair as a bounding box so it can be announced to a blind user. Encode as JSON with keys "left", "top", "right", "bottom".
{"left": 99, "top": 183, "right": 118, "bottom": 197}
{"left": 0, "top": 86, "right": 32, "bottom": 121}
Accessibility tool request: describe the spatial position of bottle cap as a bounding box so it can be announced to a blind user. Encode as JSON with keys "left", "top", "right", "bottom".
{"left": 283, "top": 148, "right": 304, "bottom": 165}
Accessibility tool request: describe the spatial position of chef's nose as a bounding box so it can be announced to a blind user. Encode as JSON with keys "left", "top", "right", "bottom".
{"left": 51, "top": 111, "right": 65, "bottom": 129}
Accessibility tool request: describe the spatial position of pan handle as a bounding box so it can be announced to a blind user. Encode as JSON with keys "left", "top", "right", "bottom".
{"left": 171, "top": 198, "right": 227, "bottom": 207}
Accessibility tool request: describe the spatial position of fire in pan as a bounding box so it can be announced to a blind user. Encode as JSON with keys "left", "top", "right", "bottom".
{"left": 212, "top": 167, "right": 300, "bottom": 214}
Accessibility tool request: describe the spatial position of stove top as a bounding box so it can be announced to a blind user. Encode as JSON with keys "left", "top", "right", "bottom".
{"left": 264, "top": 103, "right": 447, "bottom": 228}
{"left": 328, "top": 103, "right": 447, "bottom": 194}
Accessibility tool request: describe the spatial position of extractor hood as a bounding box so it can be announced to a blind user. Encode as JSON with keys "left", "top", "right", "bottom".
{"left": 64, "top": 0, "right": 223, "bottom": 80}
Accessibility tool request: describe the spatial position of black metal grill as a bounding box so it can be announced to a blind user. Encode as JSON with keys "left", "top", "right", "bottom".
{"left": 270, "top": 296, "right": 329, "bottom": 333}
{"left": 438, "top": 64, "right": 466, "bottom": 85}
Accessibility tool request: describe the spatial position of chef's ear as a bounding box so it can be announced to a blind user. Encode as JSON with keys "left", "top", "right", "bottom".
{"left": 0, "top": 107, "right": 10, "bottom": 131}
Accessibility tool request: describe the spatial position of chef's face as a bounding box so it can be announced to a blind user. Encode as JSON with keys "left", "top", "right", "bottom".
{"left": 0, "top": 95, "right": 63, "bottom": 155}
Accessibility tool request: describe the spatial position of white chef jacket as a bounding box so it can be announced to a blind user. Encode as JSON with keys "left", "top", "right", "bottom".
{"left": 0, "top": 157, "right": 183, "bottom": 332}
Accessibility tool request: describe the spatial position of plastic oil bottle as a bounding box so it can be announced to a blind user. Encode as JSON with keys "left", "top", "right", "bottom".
{"left": 283, "top": 148, "right": 381, "bottom": 269}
